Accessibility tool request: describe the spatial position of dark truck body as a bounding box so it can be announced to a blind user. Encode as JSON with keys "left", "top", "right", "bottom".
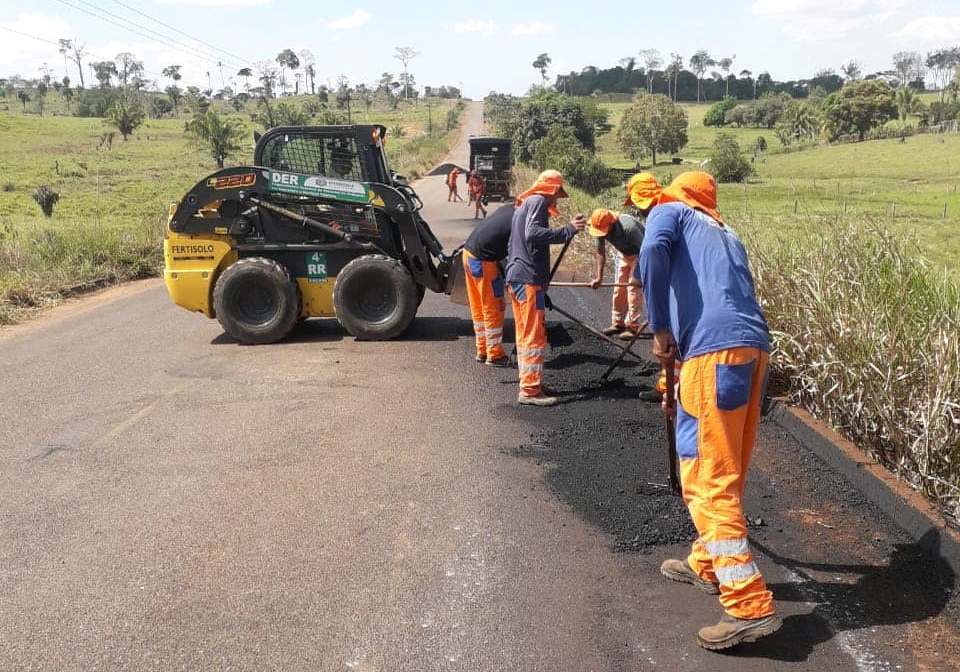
{"left": 468, "top": 137, "right": 512, "bottom": 201}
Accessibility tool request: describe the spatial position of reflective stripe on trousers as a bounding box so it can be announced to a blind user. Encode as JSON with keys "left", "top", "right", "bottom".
{"left": 676, "top": 347, "right": 775, "bottom": 620}
{"left": 509, "top": 282, "right": 546, "bottom": 397}
{"left": 463, "top": 250, "right": 505, "bottom": 361}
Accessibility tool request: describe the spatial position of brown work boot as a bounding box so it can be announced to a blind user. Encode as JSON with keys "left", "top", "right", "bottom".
{"left": 602, "top": 323, "right": 626, "bottom": 336}
{"left": 518, "top": 393, "right": 559, "bottom": 407}
{"left": 486, "top": 356, "right": 512, "bottom": 368}
{"left": 660, "top": 559, "right": 720, "bottom": 594}
{"left": 697, "top": 613, "right": 782, "bottom": 650}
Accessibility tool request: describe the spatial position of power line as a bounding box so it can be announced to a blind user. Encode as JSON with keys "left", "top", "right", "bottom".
{"left": 70, "top": 0, "right": 246, "bottom": 69}
{"left": 50, "top": 0, "right": 245, "bottom": 71}
{"left": 106, "top": 0, "right": 251, "bottom": 68}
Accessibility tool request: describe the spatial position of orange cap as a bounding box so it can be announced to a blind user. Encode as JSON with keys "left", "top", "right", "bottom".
{"left": 515, "top": 169, "right": 569, "bottom": 216}
{"left": 623, "top": 172, "right": 662, "bottom": 209}
{"left": 588, "top": 208, "right": 617, "bottom": 237}
{"left": 659, "top": 171, "right": 723, "bottom": 224}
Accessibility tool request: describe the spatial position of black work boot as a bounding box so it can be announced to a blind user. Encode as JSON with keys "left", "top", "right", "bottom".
{"left": 697, "top": 613, "right": 783, "bottom": 650}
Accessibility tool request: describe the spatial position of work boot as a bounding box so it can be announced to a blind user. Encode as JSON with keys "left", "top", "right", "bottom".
{"left": 619, "top": 325, "right": 643, "bottom": 340}
{"left": 638, "top": 389, "right": 662, "bottom": 403}
{"left": 602, "top": 323, "right": 626, "bottom": 336}
{"left": 475, "top": 354, "right": 486, "bottom": 363}
{"left": 697, "top": 613, "right": 783, "bottom": 650}
{"left": 518, "top": 393, "right": 559, "bottom": 407}
{"left": 486, "top": 356, "right": 512, "bottom": 368}
{"left": 660, "top": 559, "right": 720, "bottom": 594}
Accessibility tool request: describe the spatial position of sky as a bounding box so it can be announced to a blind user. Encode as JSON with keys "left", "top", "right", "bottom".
{"left": 1, "top": 0, "right": 958, "bottom": 96}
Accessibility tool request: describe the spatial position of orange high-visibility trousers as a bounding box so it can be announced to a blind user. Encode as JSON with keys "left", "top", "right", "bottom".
{"left": 612, "top": 253, "right": 643, "bottom": 328}
{"left": 463, "top": 250, "right": 505, "bottom": 361}
{"left": 508, "top": 282, "right": 546, "bottom": 397}
{"left": 675, "top": 346, "right": 775, "bottom": 620}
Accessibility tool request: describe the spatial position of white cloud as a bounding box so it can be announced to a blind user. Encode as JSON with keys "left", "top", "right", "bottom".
{"left": 511, "top": 22, "right": 555, "bottom": 37}
{"left": 327, "top": 9, "right": 372, "bottom": 30}
{"left": 752, "top": 0, "right": 910, "bottom": 40}
{"left": 893, "top": 16, "right": 960, "bottom": 45}
{"left": 0, "top": 13, "right": 72, "bottom": 69}
{"left": 156, "top": 0, "right": 271, "bottom": 6}
{"left": 454, "top": 19, "right": 497, "bottom": 36}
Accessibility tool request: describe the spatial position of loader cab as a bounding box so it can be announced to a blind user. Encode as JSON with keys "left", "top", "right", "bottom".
{"left": 254, "top": 124, "right": 394, "bottom": 186}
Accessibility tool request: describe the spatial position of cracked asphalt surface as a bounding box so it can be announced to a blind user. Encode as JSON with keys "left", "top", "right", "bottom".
{"left": 1, "top": 102, "right": 957, "bottom": 671}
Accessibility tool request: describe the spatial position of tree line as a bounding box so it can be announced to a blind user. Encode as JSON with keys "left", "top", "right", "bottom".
{"left": 551, "top": 48, "right": 960, "bottom": 102}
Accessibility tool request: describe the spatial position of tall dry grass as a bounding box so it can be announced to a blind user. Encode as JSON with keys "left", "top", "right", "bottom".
{"left": 747, "top": 220, "right": 960, "bottom": 519}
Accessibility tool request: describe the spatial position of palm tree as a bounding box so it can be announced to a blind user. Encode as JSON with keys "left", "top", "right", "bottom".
{"left": 896, "top": 87, "right": 921, "bottom": 122}
{"left": 186, "top": 109, "right": 246, "bottom": 168}
{"left": 532, "top": 53, "right": 551, "bottom": 85}
{"left": 275, "top": 49, "right": 299, "bottom": 96}
{"left": 689, "top": 49, "right": 715, "bottom": 102}
{"left": 237, "top": 67, "right": 252, "bottom": 92}
{"left": 718, "top": 55, "right": 735, "bottom": 97}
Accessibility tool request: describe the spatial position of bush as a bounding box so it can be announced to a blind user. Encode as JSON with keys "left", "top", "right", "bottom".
{"left": 532, "top": 126, "right": 618, "bottom": 194}
{"left": 512, "top": 91, "right": 600, "bottom": 162}
{"left": 708, "top": 133, "right": 752, "bottom": 182}
{"left": 105, "top": 96, "right": 145, "bottom": 140}
{"left": 703, "top": 97, "right": 738, "bottom": 127}
{"left": 75, "top": 88, "right": 120, "bottom": 118}
{"left": 32, "top": 185, "right": 59, "bottom": 217}
{"left": 749, "top": 222, "right": 960, "bottom": 518}
{"left": 151, "top": 97, "right": 173, "bottom": 119}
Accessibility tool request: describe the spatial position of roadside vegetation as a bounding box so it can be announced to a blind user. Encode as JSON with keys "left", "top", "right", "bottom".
{"left": 496, "top": 46, "right": 960, "bottom": 518}
{"left": 0, "top": 78, "right": 465, "bottom": 324}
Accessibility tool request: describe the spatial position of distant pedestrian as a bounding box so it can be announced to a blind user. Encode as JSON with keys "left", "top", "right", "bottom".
{"left": 587, "top": 172, "right": 662, "bottom": 340}
{"left": 472, "top": 174, "right": 488, "bottom": 220}
{"left": 447, "top": 167, "right": 463, "bottom": 202}
{"left": 506, "top": 169, "right": 586, "bottom": 407}
{"left": 462, "top": 205, "right": 514, "bottom": 367}
{"left": 636, "top": 171, "right": 781, "bottom": 650}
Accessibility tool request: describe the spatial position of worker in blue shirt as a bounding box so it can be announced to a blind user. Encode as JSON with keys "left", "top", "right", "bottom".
{"left": 635, "top": 171, "right": 780, "bottom": 650}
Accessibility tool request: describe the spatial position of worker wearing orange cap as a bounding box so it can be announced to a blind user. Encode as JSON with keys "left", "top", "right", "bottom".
{"left": 588, "top": 172, "right": 661, "bottom": 340}
{"left": 635, "top": 171, "right": 780, "bottom": 650}
{"left": 506, "top": 169, "right": 586, "bottom": 407}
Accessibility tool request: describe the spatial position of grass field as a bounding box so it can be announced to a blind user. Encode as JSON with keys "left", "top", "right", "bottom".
{"left": 0, "top": 95, "right": 463, "bottom": 323}
{"left": 595, "top": 100, "right": 960, "bottom": 274}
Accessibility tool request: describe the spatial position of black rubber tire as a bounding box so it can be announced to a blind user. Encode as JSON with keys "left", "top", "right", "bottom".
{"left": 213, "top": 257, "right": 301, "bottom": 344}
{"left": 333, "top": 254, "right": 418, "bottom": 340}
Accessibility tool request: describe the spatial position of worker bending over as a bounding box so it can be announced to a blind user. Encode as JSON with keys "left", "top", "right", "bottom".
{"left": 636, "top": 171, "right": 781, "bottom": 650}
{"left": 506, "top": 169, "right": 585, "bottom": 407}
{"left": 462, "top": 205, "right": 513, "bottom": 367}
{"left": 588, "top": 172, "right": 661, "bottom": 340}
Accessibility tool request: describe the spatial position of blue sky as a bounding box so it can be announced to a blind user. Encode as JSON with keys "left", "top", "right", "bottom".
{"left": 1, "top": 0, "right": 959, "bottom": 95}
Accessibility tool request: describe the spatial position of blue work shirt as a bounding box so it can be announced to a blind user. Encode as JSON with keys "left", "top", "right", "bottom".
{"left": 635, "top": 202, "right": 769, "bottom": 360}
{"left": 505, "top": 194, "right": 576, "bottom": 286}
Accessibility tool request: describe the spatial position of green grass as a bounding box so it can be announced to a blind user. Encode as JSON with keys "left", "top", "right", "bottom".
{"left": 594, "top": 99, "right": 960, "bottom": 275}
{"left": 0, "top": 96, "right": 464, "bottom": 323}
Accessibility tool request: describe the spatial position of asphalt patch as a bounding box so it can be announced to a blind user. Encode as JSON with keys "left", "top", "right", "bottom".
{"left": 508, "top": 320, "right": 696, "bottom": 551}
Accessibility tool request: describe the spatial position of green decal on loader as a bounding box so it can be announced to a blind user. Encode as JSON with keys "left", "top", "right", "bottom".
{"left": 306, "top": 252, "right": 328, "bottom": 283}
{"left": 268, "top": 170, "right": 369, "bottom": 203}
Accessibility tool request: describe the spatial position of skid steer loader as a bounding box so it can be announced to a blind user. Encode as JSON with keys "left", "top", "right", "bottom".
{"left": 163, "top": 124, "right": 462, "bottom": 344}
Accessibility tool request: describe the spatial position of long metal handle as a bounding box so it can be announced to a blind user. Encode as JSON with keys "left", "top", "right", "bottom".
{"left": 664, "top": 364, "right": 681, "bottom": 496}
{"left": 547, "top": 238, "right": 573, "bottom": 289}
{"left": 598, "top": 321, "right": 647, "bottom": 383}
{"left": 550, "top": 281, "right": 632, "bottom": 288}
{"left": 548, "top": 302, "right": 646, "bottom": 364}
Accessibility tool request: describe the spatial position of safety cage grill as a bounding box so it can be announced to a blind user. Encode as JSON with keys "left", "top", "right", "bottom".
{"left": 260, "top": 133, "right": 365, "bottom": 182}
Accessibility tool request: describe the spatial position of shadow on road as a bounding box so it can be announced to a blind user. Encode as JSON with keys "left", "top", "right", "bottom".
{"left": 730, "top": 531, "right": 956, "bottom": 662}
{"left": 209, "top": 316, "right": 477, "bottom": 346}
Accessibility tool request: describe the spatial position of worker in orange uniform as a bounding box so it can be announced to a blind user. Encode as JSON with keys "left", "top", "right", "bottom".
{"left": 505, "top": 169, "right": 586, "bottom": 407}
{"left": 447, "top": 167, "right": 462, "bottom": 202}
{"left": 462, "top": 205, "right": 514, "bottom": 367}
{"left": 635, "top": 171, "right": 780, "bottom": 649}
{"left": 472, "top": 173, "right": 488, "bottom": 220}
{"left": 587, "top": 173, "right": 661, "bottom": 340}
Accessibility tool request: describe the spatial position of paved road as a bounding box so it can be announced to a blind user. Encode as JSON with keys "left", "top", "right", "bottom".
{"left": 2, "top": 103, "right": 955, "bottom": 671}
